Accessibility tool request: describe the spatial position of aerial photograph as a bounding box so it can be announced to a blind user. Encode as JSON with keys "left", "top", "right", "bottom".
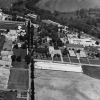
{"left": 0, "top": 0, "right": 100, "bottom": 100}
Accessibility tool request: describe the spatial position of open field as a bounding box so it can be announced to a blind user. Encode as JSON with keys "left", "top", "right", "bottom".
{"left": 8, "top": 68, "right": 29, "bottom": 90}
{"left": 35, "top": 68, "right": 100, "bottom": 100}
{"left": 0, "top": 21, "right": 25, "bottom": 30}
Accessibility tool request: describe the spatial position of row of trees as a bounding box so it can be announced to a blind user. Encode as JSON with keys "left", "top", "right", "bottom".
{"left": 10, "top": 0, "right": 100, "bottom": 39}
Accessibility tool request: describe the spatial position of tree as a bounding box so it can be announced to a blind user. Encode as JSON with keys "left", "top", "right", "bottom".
{"left": 27, "top": 21, "right": 31, "bottom": 48}
{"left": 57, "top": 38, "right": 64, "bottom": 47}
{"left": 95, "top": 53, "right": 100, "bottom": 58}
{"left": 25, "top": 54, "right": 31, "bottom": 64}
{"left": 16, "top": 56, "right": 21, "bottom": 62}
{"left": 11, "top": 55, "right": 16, "bottom": 62}
{"left": 78, "top": 33, "right": 81, "bottom": 38}
{"left": 77, "top": 49, "right": 81, "bottom": 53}
{"left": 95, "top": 41, "right": 99, "bottom": 45}
{"left": 13, "top": 44, "right": 18, "bottom": 49}
{"left": 63, "top": 48, "right": 69, "bottom": 56}
{"left": 6, "top": 29, "right": 9, "bottom": 32}
{"left": 30, "top": 25, "right": 34, "bottom": 47}
{"left": 12, "top": 13, "right": 17, "bottom": 21}
{"left": 79, "top": 9, "right": 88, "bottom": 18}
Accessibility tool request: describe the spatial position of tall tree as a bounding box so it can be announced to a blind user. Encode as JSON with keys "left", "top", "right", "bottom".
{"left": 27, "top": 21, "right": 31, "bottom": 48}
{"left": 30, "top": 25, "right": 34, "bottom": 48}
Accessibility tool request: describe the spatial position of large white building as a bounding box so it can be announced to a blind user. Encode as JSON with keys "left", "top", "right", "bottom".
{"left": 67, "top": 34, "right": 100, "bottom": 47}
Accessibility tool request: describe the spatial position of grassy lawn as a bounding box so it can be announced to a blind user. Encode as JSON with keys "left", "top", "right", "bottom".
{"left": 80, "top": 58, "right": 89, "bottom": 64}
{"left": 89, "top": 59, "right": 100, "bottom": 65}
{"left": 12, "top": 61, "right": 28, "bottom": 69}
{"left": 70, "top": 56, "right": 77, "bottom": 59}
{"left": 8, "top": 69, "right": 29, "bottom": 90}
{"left": 53, "top": 56, "right": 61, "bottom": 61}
{"left": 34, "top": 53, "right": 52, "bottom": 61}
{"left": 0, "top": 22, "right": 25, "bottom": 30}
{"left": 62, "top": 54, "right": 68, "bottom": 57}
{"left": 13, "top": 48, "right": 27, "bottom": 59}
{"left": 63, "top": 57, "right": 70, "bottom": 62}
{"left": 70, "top": 58, "right": 79, "bottom": 63}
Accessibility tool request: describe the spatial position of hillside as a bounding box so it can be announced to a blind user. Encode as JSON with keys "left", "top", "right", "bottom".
{"left": 0, "top": 0, "right": 17, "bottom": 9}
{"left": 36, "top": 0, "right": 100, "bottom": 12}
{"left": 0, "top": 0, "right": 100, "bottom": 12}
{"left": 0, "top": 0, "right": 26, "bottom": 9}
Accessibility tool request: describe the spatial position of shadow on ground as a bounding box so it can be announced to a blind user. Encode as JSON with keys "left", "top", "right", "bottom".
{"left": 82, "top": 65, "right": 100, "bottom": 80}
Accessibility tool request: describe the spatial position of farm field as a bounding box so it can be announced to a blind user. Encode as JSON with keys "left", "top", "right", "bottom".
{"left": 35, "top": 68, "right": 100, "bottom": 100}
{"left": 34, "top": 54, "right": 100, "bottom": 65}
{"left": 8, "top": 68, "right": 29, "bottom": 90}
{"left": 0, "top": 21, "right": 25, "bottom": 30}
